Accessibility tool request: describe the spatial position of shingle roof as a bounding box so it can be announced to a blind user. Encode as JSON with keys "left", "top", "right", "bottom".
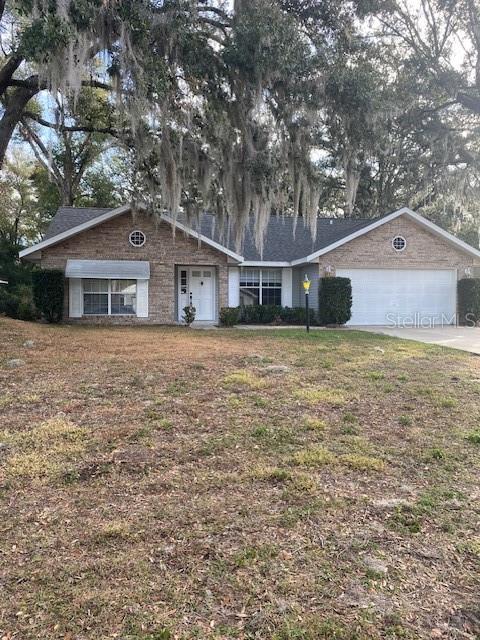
{"left": 43, "top": 206, "right": 376, "bottom": 262}
{"left": 44, "top": 207, "right": 113, "bottom": 239}
{"left": 194, "top": 214, "right": 374, "bottom": 262}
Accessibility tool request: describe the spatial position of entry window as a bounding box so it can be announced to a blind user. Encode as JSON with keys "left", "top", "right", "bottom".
{"left": 180, "top": 270, "right": 187, "bottom": 294}
{"left": 240, "top": 268, "right": 282, "bottom": 306}
{"left": 83, "top": 279, "right": 137, "bottom": 315}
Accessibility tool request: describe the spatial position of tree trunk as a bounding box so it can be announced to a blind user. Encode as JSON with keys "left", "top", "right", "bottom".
{"left": 0, "top": 85, "right": 38, "bottom": 169}
{"left": 343, "top": 154, "right": 361, "bottom": 218}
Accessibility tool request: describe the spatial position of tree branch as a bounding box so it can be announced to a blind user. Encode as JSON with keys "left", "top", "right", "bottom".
{"left": 7, "top": 76, "right": 112, "bottom": 92}
{"left": 23, "top": 111, "right": 117, "bottom": 136}
{"left": 0, "top": 54, "right": 24, "bottom": 97}
{"left": 19, "top": 119, "right": 64, "bottom": 185}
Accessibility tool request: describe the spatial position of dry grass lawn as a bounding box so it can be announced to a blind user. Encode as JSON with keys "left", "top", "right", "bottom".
{"left": 1, "top": 317, "right": 480, "bottom": 639}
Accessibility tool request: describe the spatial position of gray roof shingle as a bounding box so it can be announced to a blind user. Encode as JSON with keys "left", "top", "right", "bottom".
{"left": 43, "top": 206, "right": 376, "bottom": 262}
{"left": 44, "top": 207, "right": 113, "bottom": 239}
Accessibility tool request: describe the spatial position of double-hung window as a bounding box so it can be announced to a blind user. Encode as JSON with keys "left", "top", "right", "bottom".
{"left": 240, "top": 268, "right": 282, "bottom": 306}
{"left": 83, "top": 279, "right": 137, "bottom": 315}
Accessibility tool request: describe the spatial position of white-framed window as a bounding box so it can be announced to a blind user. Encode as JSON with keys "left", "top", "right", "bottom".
{"left": 392, "top": 235, "right": 406, "bottom": 251}
{"left": 240, "top": 268, "right": 282, "bottom": 306}
{"left": 129, "top": 230, "right": 146, "bottom": 247}
{"left": 83, "top": 279, "right": 137, "bottom": 315}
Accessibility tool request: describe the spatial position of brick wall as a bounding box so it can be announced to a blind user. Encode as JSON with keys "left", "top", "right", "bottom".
{"left": 318, "top": 217, "right": 479, "bottom": 276}
{"left": 40, "top": 212, "right": 229, "bottom": 324}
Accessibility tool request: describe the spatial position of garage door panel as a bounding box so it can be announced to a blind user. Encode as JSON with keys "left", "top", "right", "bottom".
{"left": 335, "top": 269, "right": 456, "bottom": 326}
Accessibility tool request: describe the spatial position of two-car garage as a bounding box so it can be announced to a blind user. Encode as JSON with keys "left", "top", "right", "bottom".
{"left": 336, "top": 268, "right": 457, "bottom": 326}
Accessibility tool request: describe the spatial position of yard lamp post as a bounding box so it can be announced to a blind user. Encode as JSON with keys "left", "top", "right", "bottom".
{"left": 303, "top": 274, "right": 311, "bottom": 333}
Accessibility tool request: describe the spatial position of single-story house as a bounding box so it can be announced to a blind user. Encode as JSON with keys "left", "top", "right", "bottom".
{"left": 19, "top": 204, "right": 480, "bottom": 326}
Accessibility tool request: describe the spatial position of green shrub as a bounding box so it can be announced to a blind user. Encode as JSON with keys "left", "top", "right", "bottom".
{"left": 0, "top": 287, "right": 18, "bottom": 317}
{"left": 458, "top": 278, "right": 480, "bottom": 326}
{"left": 32, "top": 269, "right": 64, "bottom": 323}
{"left": 235, "top": 305, "right": 317, "bottom": 325}
{"left": 182, "top": 304, "right": 196, "bottom": 326}
{"left": 239, "top": 304, "right": 283, "bottom": 324}
{"left": 0, "top": 285, "right": 38, "bottom": 321}
{"left": 318, "top": 277, "right": 352, "bottom": 325}
{"left": 219, "top": 306, "right": 240, "bottom": 327}
{"left": 280, "top": 306, "right": 317, "bottom": 326}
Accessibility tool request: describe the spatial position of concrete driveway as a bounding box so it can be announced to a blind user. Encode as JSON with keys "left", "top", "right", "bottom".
{"left": 357, "top": 325, "right": 480, "bottom": 354}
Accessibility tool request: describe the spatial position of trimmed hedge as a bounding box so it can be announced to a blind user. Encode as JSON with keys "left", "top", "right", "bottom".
{"left": 458, "top": 278, "right": 480, "bottom": 326}
{"left": 278, "top": 305, "right": 317, "bottom": 326}
{"left": 219, "top": 305, "right": 317, "bottom": 326}
{"left": 219, "top": 306, "right": 240, "bottom": 327}
{"left": 239, "top": 304, "right": 283, "bottom": 324}
{"left": 32, "top": 269, "right": 64, "bottom": 323}
{"left": 318, "top": 277, "right": 352, "bottom": 325}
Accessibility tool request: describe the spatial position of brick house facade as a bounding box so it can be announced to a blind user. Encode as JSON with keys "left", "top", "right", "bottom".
{"left": 38, "top": 211, "right": 232, "bottom": 324}
{"left": 20, "top": 205, "right": 480, "bottom": 326}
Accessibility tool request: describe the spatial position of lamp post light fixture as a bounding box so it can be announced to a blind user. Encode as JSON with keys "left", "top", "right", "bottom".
{"left": 303, "top": 274, "right": 311, "bottom": 332}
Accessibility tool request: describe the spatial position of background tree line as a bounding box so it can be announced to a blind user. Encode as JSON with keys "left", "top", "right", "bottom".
{"left": 1, "top": 0, "right": 480, "bottom": 284}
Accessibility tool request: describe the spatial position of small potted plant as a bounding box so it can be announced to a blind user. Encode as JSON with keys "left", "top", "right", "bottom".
{"left": 182, "top": 304, "right": 196, "bottom": 327}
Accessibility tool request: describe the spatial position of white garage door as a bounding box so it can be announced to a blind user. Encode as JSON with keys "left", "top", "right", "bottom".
{"left": 336, "top": 268, "right": 457, "bottom": 326}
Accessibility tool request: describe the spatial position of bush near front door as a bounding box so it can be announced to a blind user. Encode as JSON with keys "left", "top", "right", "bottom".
{"left": 318, "top": 277, "right": 352, "bottom": 326}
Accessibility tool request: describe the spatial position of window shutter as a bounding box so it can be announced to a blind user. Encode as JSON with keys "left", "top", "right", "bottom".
{"left": 136, "top": 279, "right": 149, "bottom": 317}
{"left": 228, "top": 267, "right": 240, "bottom": 307}
{"left": 69, "top": 279, "right": 82, "bottom": 318}
{"left": 281, "top": 268, "right": 293, "bottom": 307}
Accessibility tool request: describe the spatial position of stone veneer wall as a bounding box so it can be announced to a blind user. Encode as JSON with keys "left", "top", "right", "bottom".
{"left": 40, "top": 212, "right": 229, "bottom": 324}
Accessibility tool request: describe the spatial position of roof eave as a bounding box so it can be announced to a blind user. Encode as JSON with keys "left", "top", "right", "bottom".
{"left": 291, "top": 207, "right": 480, "bottom": 264}
{"left": 19, "top": 205, "right": 244, "bottom": 263}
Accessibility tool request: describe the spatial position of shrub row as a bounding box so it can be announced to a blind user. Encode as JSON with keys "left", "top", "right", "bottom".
{"left": 219, "top": 305, "right": 318, "bottom": 327}
{"left": 220, "top": 277, "right": 353, "bottom": 327}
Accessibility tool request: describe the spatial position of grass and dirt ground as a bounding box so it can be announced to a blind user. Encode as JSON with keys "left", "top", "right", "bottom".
{"left": 0, "top": 317, "right": 479, "bottom": 640}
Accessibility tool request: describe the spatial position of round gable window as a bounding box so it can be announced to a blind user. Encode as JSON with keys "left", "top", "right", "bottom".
{"left": 392, "top": 235, "right": 406, "bottom": 252}
{"left": 129, "top": 230, "right": 146, "bottom": 247}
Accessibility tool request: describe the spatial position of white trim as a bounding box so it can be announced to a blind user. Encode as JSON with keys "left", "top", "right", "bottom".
{"left": 291, "top": 207, "right": 480, "bottom": 264}
{"left": 281, "top": 267, "right": 293, "bottom": 307}
{"left": 68, "top": 278, "right": 82, "bottom": 318}
{"left": 19, "top": 204, "right": 133, "bottom": 258}
{"left": 66, "top": 259, "right": 150, "bottom": 279}
{"left": 20, "top": 204, "right": 480, "bottom": 266}
{"left": 240, "top": 260, "right": 291, "bottom": 267}
{"left": 228, "top": 267, "right": 240, "bottom": 307}
{"left": 136, "top": 279, "right": 149, "bottom": 317}
{"left": 19, "top": 204, "right": 244, "bottom": 263}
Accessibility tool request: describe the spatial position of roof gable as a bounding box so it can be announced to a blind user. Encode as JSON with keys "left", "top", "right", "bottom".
{"left": 290, "top": 207, "right": 480, "bottom": 264}
{"left": 19, "top": 205, "right": 480, "bottom": 264}
{"left": 19, "top": 205, "right": 244, "bottom": 262}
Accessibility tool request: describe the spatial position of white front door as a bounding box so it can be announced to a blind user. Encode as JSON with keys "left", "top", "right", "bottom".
{"left": 336, "top": 268, "right": 457, "bottom": 326}
{"left": 178, "top": 267, "right": 216, "bottom": 322}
